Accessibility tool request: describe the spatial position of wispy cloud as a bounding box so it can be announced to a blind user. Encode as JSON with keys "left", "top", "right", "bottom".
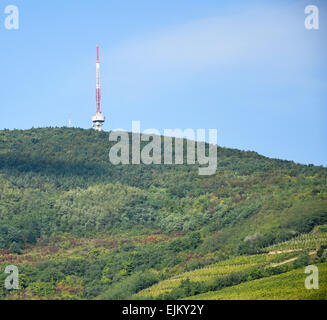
{"left": 106, "top": 2, "right": 326, "bottom": 93}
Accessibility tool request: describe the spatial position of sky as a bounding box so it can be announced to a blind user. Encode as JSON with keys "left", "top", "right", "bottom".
{"left": 0, "top": 0, "right": 326, "bottom": 166}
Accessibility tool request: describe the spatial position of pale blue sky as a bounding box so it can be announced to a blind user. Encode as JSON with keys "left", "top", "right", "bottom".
{"left": 0, "top": 0, "right": 326, "bottom": 165}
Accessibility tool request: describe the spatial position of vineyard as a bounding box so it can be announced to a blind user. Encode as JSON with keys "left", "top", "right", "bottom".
{"left": 266, "top": 226, "right": 327, "bottom": 252}
{"left": 187, "top": 261, "right": 327, "bottom": 300}
{"left": 134, "top": 228, "right": 327, "bottom": 300}
{"left": 133, "top": 251, "right": 305, "bottom": 299}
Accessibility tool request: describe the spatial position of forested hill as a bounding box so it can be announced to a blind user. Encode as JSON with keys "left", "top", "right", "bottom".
{"left": 1, "top": 127, "right": 325, "bottom": 190}
{"left": 0, "top": 127, "right": 326, "bottom": 300}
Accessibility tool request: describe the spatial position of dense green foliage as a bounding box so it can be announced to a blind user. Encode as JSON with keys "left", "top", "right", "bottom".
{"left": 0, "top": 127, "right": 326, "bottom": 300}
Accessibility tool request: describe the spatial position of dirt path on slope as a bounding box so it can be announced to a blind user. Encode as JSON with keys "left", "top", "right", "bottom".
{"left": 268, "top": 249, "right": 302, "bottom": 255}
{"left": 269, "top": 251, "right": 316, "bottom": 267}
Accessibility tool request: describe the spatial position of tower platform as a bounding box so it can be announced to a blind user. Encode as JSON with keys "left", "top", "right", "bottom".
{"left": 92, "top": 112, "right": 105, "bottom": 131}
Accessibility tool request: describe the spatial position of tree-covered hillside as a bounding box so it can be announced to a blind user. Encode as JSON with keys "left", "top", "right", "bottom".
{"left": 0, "top": 127, "right": 326, "bottom": 300}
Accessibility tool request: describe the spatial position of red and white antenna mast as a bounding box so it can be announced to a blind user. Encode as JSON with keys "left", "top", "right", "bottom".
{"left": 92, "top": 46, "right": 105, "bottom": 131}
{"left": 96, "top": 46, "right": 101, "bottom": 113}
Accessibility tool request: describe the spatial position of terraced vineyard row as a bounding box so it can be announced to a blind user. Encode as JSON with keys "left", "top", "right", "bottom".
{"left": 266, "top": 229, "right": 327, "bottom": 252}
